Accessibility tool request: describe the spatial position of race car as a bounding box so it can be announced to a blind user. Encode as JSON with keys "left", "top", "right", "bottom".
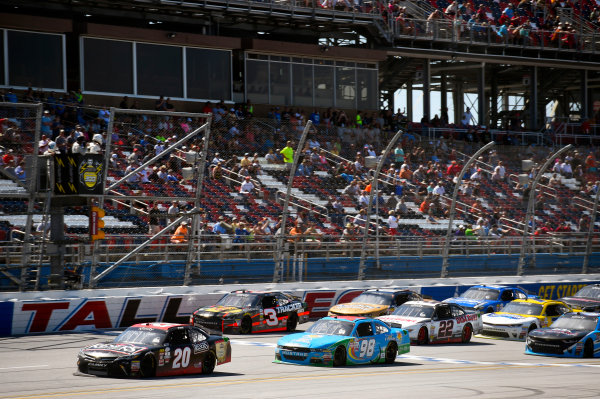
{"left": 190, "top": 290, "right": 309, "bottom": 334}
{"left": 443, "top": 285, "right": 533, "bottom": 313}
{"left": 480, "top": 299, "right": 573, "bottom": 340}
{"left": 77, "top": 322, "right": 231, "bottom": 377}
{"left": 377, "top": 300, "right": 482, "bottom": 344}
{"left": 275, "top": 316, "right": 410, "bottom": 367}
{"left": 526, "top": 312, "right": 600, "bottom": 358}
{"left": 560, "top": 284, "right": 600, "bottom": 312}
{"left": 327, "top": 289, "right": 423, "bottom": 318}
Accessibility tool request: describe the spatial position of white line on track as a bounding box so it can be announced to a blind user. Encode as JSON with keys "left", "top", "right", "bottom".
{"left": 0, "top": 365, "right": 48, "bottom": 371}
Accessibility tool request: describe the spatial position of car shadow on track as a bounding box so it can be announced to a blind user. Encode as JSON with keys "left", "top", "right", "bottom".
{"left": 73, "top": 371, "right": 244, "bottom": 379}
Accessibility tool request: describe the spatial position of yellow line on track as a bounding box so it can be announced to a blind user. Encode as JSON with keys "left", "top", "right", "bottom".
{"left": 0, "top": 363, "right": 571, "bottom": 399}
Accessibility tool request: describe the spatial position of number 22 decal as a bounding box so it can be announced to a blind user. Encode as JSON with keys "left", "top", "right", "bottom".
{"left": 264, "top": 308, "right": 279, "bottom": 326}
{"left": 438, "top": 320, "right": 454, "bottom": 338}
{"left": 173, "top": 347, "right": 191, "bottom": 368}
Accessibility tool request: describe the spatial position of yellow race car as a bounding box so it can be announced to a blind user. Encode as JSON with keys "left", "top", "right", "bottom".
{"left": 327, "top": 289, "right": 423, "bottom": 318}
{"left": 479, "top": 298, "right": 574, "bottom": 340}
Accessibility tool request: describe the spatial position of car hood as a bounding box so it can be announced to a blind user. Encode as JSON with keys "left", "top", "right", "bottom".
{"left": 81, "top": 342, "right": 150, "bottom": 358}
{"left": 278, "top": 333, "right": 348, "bottom": 349}
{"left": 378, "top": 315, "right": 430, "bottom": 328}
{"left": 483, "top": 313, "right": 536, "bottom": 325}
{"left": 561, "top": 297, "right": 600, "bottom": 311}
{"left": 528, "top": 328, "right": 588, "bottom": 341}
{"left": 328, "top": 303, "right": 388, "bottom": 315}
{"left": 194, "top": 305, "right": 246, "bottom": 318}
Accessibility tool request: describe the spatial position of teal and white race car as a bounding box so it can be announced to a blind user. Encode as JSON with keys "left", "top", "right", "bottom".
{"left": 275, "top": 316, "right": 410, "bottom": 367}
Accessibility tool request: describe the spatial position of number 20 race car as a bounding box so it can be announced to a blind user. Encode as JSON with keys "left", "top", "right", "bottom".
{"left": 378, "top": 300, "right": 482, "bottom": 344}
{"left": 77, "top": 323, "right": 231, "bottom": 377}
{"left": 275, "top": 316, "right": 410, "bottom": 367}
{"left": 191, "top": 290, "right": 309, "bottom": 334}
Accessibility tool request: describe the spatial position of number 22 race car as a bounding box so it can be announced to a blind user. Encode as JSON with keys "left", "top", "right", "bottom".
{"left": 77, "top": 323, "right": 231, "bottom": 377}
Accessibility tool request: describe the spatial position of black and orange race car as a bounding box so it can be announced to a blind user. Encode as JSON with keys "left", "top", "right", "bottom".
{"left": 77, "top": 322, "right": 231, "bottom": 377}
{"left": 190, "top": 290, "right": 309, "bottom": 334}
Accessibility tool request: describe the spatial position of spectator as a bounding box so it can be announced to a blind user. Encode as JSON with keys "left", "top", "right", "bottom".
{"left": 239, "top": 176, "right": 255, "bottom": 194}
{"left": 170, "top": 220, "right": 189, "bottom": 244}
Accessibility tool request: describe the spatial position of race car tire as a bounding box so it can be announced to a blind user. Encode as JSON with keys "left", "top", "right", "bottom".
{"left": 416, "top": 326, "right": 429, "bottom": 345}
{"left": 385, "top": 342, "right": 397, "bottom": 364}
{"left": 140, "top": 354, "right": 156, "bottom": 378}
{"left": 240, "top": 316, "right": 252, "bottom": 334}
{"left": 77, "top": 361, "right": 88, "bottom": 374}
{"left": 202, "top": 350, "right": 217, "bottom": 374}
{"left": 584, "top": 339, "right": 594, "bottom": 358}
{"left": 461, "top": 323, "right": 472, "bottom": 343}
{"left": 333, "top": 346, "right": 347, "bottom": 367}
{"left": 286, "top": 312, "right": 298, "bottom": 332}
{"left": 485, "top": 307, "right": 494, "bottom": 314}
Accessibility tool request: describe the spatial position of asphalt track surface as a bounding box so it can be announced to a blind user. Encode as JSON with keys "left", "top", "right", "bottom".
{"left": 1, "top": 323, "right": 599, "bottom": 399}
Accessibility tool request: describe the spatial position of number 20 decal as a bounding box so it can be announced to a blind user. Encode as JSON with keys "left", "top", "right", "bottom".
{"left": 438, "top": 320, "right": 454, "bottom": 338}
{"left": 264, "top": 308, "right": 279, "bottom": 326}
{"left": 359, "top": 339, "right": 375, "bottom": 357}
{"left": 173, "top": 347, "right": 191, "bottom": 368}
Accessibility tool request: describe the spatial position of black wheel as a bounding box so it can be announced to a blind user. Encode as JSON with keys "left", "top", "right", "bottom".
{"left": 202, "top": 351, "right": 217, "bottom": 374}
{"left": 240, "top": 316, "right": 252, "bottom": 334}
{"left": 416, "top": 326, "right": 429, "bottom": 345}
{"left": 461, "top": 323, "right": 472, "bottom": 343}
{"left": 77, "top": 360, "right": 88, "bottom": 374}
{"left": 333, "top": 345, "right": 347, "bottom": 367}
{"left": 584, "top": 339, "right": 594, "bottom": 358}
{"left": 140, "top": 354, "right": 156, "bottom": 378}
{"left": 385, "top": 342, "right": 398, "bottom": 364}
{"left": 286, "top": 313, "right": 298, "bottom": 332}
{"left": 485, "top": 307, "right": 494, "bottom": 314}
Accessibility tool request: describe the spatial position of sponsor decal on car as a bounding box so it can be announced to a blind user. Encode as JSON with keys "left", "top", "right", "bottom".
{"left": 193, "top": 342, "right": 209, "bottom": 354}
{"left": 276, "top": 302, "right": 304, "bottom": 313}
{"left": 131, "top": 360, "right": 140, "bottom": 371}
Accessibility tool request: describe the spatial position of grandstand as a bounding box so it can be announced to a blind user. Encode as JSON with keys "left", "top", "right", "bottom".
{"left": 0, "top": 0, "right": 599, "bottom": 291}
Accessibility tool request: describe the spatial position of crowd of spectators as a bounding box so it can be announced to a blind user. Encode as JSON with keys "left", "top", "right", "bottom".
{"left": 0, "top": 87, "right": 599, "bottom": 250}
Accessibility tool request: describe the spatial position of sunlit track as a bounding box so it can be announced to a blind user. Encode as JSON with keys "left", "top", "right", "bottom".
{"left": 1, "top": 326, "right": 600, "bottom": 399}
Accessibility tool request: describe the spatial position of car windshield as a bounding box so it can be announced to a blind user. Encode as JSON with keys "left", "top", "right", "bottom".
{"left": 550, "top": 314, "right": 599, "bottom": 331}
{"left": 113, "top": 327, "right": 167, "bottom": 346}
{"left": 501, "top": 302, "right": 543, "bottom": 315}
{"left": 351, "top": 292, "right": 393, "bottom": 306}
{"left": 461, "top": 288, "right": 499, "bottom": 301}
{"left": 574, "top": 285, "right": 600, "bottom": 299}
{"left": 392, "top": 304, "right": 434, "bottom": 318}
{"left": 216, "top": 293, "right": 260, "bottom": 308}
{"left": 306, "top": 319, "right": 355, "bottom": 336}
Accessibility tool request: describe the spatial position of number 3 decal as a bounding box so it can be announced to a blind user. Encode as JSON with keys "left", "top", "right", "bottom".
{"left": 173, "top": 347, "right": 191, "bottom": 369}
{"left": 264, "top": 308, "right": 279, "bottom": 326}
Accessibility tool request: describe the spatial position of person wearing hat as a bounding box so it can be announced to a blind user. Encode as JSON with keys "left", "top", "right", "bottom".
{"left": 240, "top": 153, "right": 251, "bottom": 168}
{"left": 239, "top": 175, "right": 255, "bottom": 194}
{"left": 38, "top": 134, "right": 50, "bottom": 154}
{"left": 170, "top": 220, "right": 189, "bottom": 244}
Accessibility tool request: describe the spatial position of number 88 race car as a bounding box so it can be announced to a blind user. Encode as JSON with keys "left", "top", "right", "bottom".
{"left": 77, "top": 323, "right": 231, "bottom": 377}
{"left": 378, "top": 301, "right": 483, "bottom": 344}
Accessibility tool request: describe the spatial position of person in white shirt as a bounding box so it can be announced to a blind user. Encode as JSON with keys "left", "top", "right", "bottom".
{"left": 470, "top": 168, "right": 483, "bottom": 181}
{"left": 432, "top": 181, "right": 446, "bottom": 196}
{"left": 38, "top": 135, "right": 49, "bottom": 154}
{"left": 387, "top": 210, "right": 399, "bottom": 236}
{"left": 461, "top": 107, "right": 473, "bottom": 126}
{"left": 72, "top": 137, "right": 86, "bottom": 155}
{"left": 358, "top": 191, "right": 370, "bottom": 209}
{"left": 560, "top": 161, "right": 573, "bottom": 178}
{"left": 239, "top": 176, "right": 255, "bottom": 194}
{"left": 494, "top": 161, "right": 506, "bottom": 180}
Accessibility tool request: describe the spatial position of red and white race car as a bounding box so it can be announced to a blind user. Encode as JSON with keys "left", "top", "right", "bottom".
{"left": 377, "top": 300, "right": 483, "bottom": 344}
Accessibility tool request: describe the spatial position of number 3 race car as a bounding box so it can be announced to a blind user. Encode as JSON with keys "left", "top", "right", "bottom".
{"left": 77, "top": 323, "right": 231, "bottom": 377}
{"left": 191, "top": 290, "right": 309, "bottom": 334}
{"left": 378, "top": 300, "right": 482, "bottom": 344}
{"left": 526, "top": 312, "right": 600, "bottom": 358}
{"left": 275, "top": 316, "right": 410, "bottom": 367}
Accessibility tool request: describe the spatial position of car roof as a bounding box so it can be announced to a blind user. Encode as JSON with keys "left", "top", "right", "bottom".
{"left": 402, "top": 300, "right": 440, "bottom": 307}
{"left": 230, "top": 290, "right": 286, "bottom": 295}
{"left": 363, "top": 289, "right": 417, "bottom": 294}
{"left": 130, "top": 322, "right": 188, "bottom": 331}
{"left": 322, "top": 315, "right": 370, "bottom": 322}
{"left": 511, "top": 298, "right": 562, "bottom": 306}
{"left": 471, "top": 285, "right": 509, "bottom": 290}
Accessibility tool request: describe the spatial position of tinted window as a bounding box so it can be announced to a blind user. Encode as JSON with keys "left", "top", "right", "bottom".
{"left": 246, "top": 59, "right": 269, "bottom": 104}
{"left": 136, "top": 43, "right": 182, "bottom": 97}
{"left": 270, "top": 61, "right": 291, "bottom": 106}
{"left": 451, "top": 305, "right": 465, "bottom": 317}
{"left": 335, "top": 65, "right": 355, "bottom": 109}
{"left": 357, "top": 68, "right": 378, "bottom": 110}
{"left": 314, "top": 65, "right": 333, "bottom": 108}
{"left": 374, "top": 321, "right": 390, "bottom": 334}
{"left": 292, "top": 63, "right": 313, "bottom": 107}
{"left": 186, "top": 48, "right": 231, "bottom": 100}
{"left": 83, "top": 38, "right": 133, "bottom": 94}
{"left": 8, "top": 30, "right": 63, "bottom": 89}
